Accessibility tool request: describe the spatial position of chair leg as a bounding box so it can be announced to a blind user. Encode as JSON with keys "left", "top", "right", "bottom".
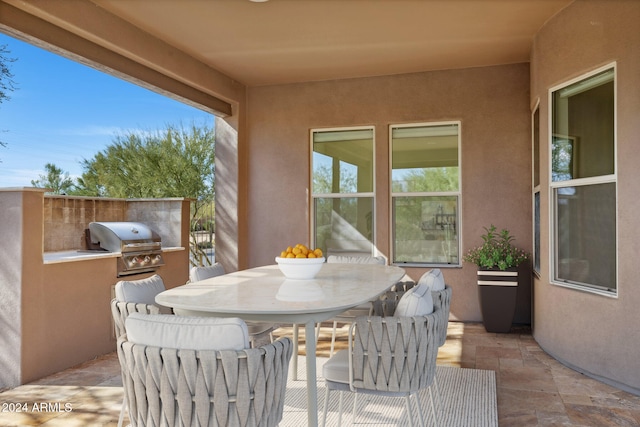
{"left": 322, "top": 387, "right": 331, "bottom": 427}
{"left": 117, "top": 397, "right": 126, "bottom": 427}
{"left": 352, "top": 392, "right": 358, "bottom": 425}
{"left": 432, "top": 375, "right": 443, "bottom": 412}
{"left": 428, "top": 386, "right": 438, "bottom": 427}
{"left": 330, "top": 320, "right": 338, "bottom": 356}
{"left": 316, "top": 322, "right": 322, "bottom": 345}
{"left": 337, "top": 390, "right": 344, "bottom": 427}
{"left": 405, "top": 395, "right": 415, "bottom": 427}
{"left": 413, "top": 393, "right": 425, "bottom": 427}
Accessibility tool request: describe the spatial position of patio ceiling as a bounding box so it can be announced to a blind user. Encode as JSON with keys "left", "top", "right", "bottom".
{"left": 0, "top": 0, "right": 572, "bottom": 114}
{"left": 91, "top": 0, "right": 573, "bottom": 86}
{"left": 48, "top": 0, "right": 573, "bottom": 87}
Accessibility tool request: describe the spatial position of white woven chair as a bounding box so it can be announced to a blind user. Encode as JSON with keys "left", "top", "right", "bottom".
{"left": 115, "top": 274, "right": 171, "bottom": 312}
{"left": 188, "top": 263, "right": 226, "bottom": 282}
{"left": 321, "top": 309, "right": 440, "bottom": 427}
{"left": 290, "top": 255, "right": 386, "bottom": 380}
{"left": 112, "top": 274, "right": 170, "bottom": 427}
{"left": 324, "top": 255, "right": 386, "bottom": 355}
{"left": 117, "top": 313, "right": 293, "bottom": 427}
{"left": 189, "top": 264, "right": 277, "bottom": 347}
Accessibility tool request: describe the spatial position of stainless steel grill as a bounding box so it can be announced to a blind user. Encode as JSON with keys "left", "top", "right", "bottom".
{"left": 88, "top": 221, "right": 165, "bottom": 276}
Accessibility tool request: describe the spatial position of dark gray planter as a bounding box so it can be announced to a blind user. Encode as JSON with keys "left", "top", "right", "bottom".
{"left": 477, "top": 268, "right": 518, "bottom": 333}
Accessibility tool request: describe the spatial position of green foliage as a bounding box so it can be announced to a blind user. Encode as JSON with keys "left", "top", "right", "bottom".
{"left": 74, "top": 123, "right": 215, "bottom": 203}
{"left": 0, "top": 44, "right": 16, "bottom": 106}
{"left": 31, "top": 163, "right": 75, "bottom": 195}
{"left": 0, "top": 44, "right": 17, "bottom": 150}
{"left": 463, "top": 225, "right": 529, "bottom": 270}
{"left": 394, "top": 167, "right": 459, "bottom": 193}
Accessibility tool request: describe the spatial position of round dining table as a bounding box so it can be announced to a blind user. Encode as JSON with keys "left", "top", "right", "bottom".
{"left": 156, "top": 262, "right": 405, "bottom": 427}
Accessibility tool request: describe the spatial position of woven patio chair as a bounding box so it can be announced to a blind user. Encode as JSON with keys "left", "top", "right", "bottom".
{"left": 324, "top": 255, "right": 387, "bottom": 355}
{"left": 321, "top": 307, "right": 440, "bottom": 427}
{"left": 188, "top": 264, "right": 277, "bottom": 347}
{"left": 118, "top": 313, "right": 293, "bottom": 427}
{"left": 188, "top": 263, "right": 225, "bottom": 282}
{"left": 111, "top": 274, "right": 170, "bottom": 427}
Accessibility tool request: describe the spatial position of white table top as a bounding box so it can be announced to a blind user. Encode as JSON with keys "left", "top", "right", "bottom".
{"left": 156, "top": 263, "right": 406, "bottom": 323}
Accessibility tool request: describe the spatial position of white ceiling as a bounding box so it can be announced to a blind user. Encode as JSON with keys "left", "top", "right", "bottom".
{"left": 92, "top": 0, "right": 574, "bottom": 87}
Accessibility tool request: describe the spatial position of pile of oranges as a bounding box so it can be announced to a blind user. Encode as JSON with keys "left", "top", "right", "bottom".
{"left": 279, "top": 243, "right": 323, "bottom": 259}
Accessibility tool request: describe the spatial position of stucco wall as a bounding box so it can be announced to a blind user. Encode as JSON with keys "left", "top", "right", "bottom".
{"left": 531, "top": 0, "right": 640, "bottom": 393}
{"left": 0, "top": 189, "right": 191, "bottom": 386}
{"left": 245, "top": 63, "right": 533, "bottom": 324}
{"left": 0, "top": 190, "right": 25, "bottom": 388}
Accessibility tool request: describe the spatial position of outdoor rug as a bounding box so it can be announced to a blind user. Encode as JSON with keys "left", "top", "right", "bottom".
{"left": 281, "top": 356, "right": 498, "bottom": 426}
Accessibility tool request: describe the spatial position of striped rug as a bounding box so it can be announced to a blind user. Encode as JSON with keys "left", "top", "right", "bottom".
{"left": 281, "top": 357, "right": 498, "bottom": 426}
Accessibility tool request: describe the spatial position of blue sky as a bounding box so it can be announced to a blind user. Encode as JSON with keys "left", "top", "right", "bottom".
{"left": 0, "top": 33, "right": 214, "bottom": 187}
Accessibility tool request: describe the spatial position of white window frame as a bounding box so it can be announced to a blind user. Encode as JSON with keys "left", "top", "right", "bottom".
{"left": 389, "top": 121, "right": 462, "bottom": 267}
{"left": 310, "top": 126, "right": 377, "bottom": 256}
{"left": 532, "top": 99, "right": 541, "bottom": 277}
{"left": 548, "top": 63, "right": 618, "bottom": 297}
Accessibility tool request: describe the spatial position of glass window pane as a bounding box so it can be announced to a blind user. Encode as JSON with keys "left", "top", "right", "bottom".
{"left": 393, "top": 196, "right": 458, "bottom": 264}
{"left": 391, "top": 124, "right": 459, "bottom": 192}
{"left": 312, "top": 129, "right": 374, "bottom": 194}
{"left": 314, "top": 197, "right": 373, "bottom": 257}
{"left": 552, "top": 69, "right": 614, "bottom": 181}
{"left": 554, "top": 183, "right": 616, "bottom": 291}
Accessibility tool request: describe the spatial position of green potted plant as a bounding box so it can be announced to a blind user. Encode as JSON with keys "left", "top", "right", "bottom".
{"left": 464, "top": 225, "right": 530, "bottom": 333}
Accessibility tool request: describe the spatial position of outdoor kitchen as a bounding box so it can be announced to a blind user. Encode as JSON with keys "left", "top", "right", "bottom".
{"left": 0, "top": 187, "right": 190, "bottom": 389}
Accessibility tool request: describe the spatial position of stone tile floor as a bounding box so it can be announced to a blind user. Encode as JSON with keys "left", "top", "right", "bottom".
{"left": 1, "top": 322, "right": 639, "bottom": 426}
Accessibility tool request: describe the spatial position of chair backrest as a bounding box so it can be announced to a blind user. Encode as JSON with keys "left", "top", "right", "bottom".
{"left": 326, "top": 255, "right": 386, "bottom": 265}
{"left": 370, "top": 281, "right": 416, "bottom": 317}
{"left": 114, "top": 274, "right": 170, "bottom": 313}
{"left": 348, "top": 307, "right": 440, "bottom": 394}
{"left": 189, "top": 263, "right": 226, "bottom": 283}
{"left": 432, "top": 285, "right": 453, "bottom": 347}
{"left": 110, "top": 298, "right": 160, "bottom": 339}
{"left": 117, "top": 328, "right": 293, "bottom": 426}
{"left": 125, "top": 312, "right": 251, "bottom": 351}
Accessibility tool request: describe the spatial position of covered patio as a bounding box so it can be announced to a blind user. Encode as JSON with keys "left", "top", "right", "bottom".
{"left": 2, "top": 323, "right": 639, "bottom": 426}
{"left": 0, "top": 0, "right": 639, "bottom": 424}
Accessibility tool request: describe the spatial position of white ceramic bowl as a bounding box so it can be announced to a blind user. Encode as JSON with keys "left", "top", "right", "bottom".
{"left": 275, "top": 256, "right": 325, "bottom": 280}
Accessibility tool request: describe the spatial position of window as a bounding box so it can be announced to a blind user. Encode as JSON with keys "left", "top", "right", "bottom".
{"left": 390, "top": 122, "right": 460, "bottom": 265}
{"left": 532, "top": 103, "right": 541, "bottom": 275}
{"left": 311, "top": 127, "right": 375, "bottom": 257}
{"left": 550, "top": 65, "right": 616, "bottom": 295}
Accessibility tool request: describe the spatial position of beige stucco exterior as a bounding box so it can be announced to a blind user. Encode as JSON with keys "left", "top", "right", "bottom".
{"left": 243, "top": 63, "right": 533, "bottom": 325}
{"left": 530, "top": 0, "right": 640, "bottom": 393}
{"left": 0, "top": 0, "right": 638, "bottom": 394}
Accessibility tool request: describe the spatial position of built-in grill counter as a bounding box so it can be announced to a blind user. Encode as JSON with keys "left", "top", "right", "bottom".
{"left": 3, "top": 191, "right": 190, "bottom": 389}
{"left": 43, "top": 221, "right": 185, "bottom": 277}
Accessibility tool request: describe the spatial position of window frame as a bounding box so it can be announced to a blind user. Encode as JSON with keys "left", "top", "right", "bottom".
{"left": 547, "top": 63, "right": 618, "bottom": 297}
{"left": 310, "top": 126, "right": 377, "bottom": 257}
{"left": 532, "top": 99, "right": 541, "bottom": 277}
{"left": 389, "top": 120, "right": 462, "bottom": 267}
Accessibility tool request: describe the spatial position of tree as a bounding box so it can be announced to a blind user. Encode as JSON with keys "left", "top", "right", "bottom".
{"left": 74, "top": 122, "right": 215, "bottom": 203}
{"left": 0, "top": 44, "right": 17, "bottom": 151}
{"left": 31, "top": 163, "right": 75, "bottom": 194}
{"left": 74, "top": 123, "right": 216, "bottom": 264}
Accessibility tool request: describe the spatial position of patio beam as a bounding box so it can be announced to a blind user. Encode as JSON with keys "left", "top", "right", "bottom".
{"left": 0, "top": 0, "right": 235, "bottom": 117}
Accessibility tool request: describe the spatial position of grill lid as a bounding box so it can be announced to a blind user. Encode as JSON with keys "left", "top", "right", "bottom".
{"left": 88, "top": 221, "right": 161, "bottom": 253}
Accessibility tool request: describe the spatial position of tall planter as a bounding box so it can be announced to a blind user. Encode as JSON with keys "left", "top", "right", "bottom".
{"left": 477, "top": 267, "right": 518, "bottom": 333}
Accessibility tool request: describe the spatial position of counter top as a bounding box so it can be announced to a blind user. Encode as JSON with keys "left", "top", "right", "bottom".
{"left": 43, "top": 247, "right": 185, "bottom": 264}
